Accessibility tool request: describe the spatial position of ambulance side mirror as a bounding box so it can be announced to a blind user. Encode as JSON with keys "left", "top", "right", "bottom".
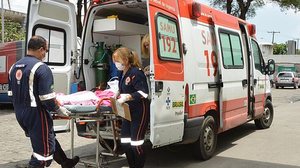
{"left": 266, "top": 59, "right": 275, "bottom": 75}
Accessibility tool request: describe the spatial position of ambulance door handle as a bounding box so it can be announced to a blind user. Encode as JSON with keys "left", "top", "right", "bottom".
{"left": 254, "top": 79, "right": 258, "bottom": 85}
{"left": 155, "top": 81, "right": 163, "bottom": 93}
{"left": 182, "top": 43, "right": 187, "bottom": 55}
{"left": 242, "top": 79, "right": 247, "bottom": 87}
{"left": 208, "top": 82, "right": 223, "bottom": 88}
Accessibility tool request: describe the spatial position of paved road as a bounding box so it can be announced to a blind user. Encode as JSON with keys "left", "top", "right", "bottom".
{"left": 1, "top": 88, "right": 300, "bottom": 168}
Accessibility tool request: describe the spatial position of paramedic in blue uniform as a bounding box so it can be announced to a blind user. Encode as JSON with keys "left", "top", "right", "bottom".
{"left": 112, "top": 47, "right": 150, "bottom": 168}
{"left": 8, "top": 36, "right": 79, "bottom": 168}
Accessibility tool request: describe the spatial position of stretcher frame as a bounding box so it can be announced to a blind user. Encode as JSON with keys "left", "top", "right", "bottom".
{"left": 64, "top": 102, "right": 124, "bottom": 168}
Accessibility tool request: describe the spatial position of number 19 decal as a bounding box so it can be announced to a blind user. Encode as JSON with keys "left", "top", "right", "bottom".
{"left": 204, "top": 50, "right": 218, "bottom": 77}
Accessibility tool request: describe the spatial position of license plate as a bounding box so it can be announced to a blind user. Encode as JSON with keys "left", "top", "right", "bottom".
{"left": 0, "top": 83, "right": 9, "bottom": 93}
{"left": 280, "top": 79, "right": 289, "bottom": 82}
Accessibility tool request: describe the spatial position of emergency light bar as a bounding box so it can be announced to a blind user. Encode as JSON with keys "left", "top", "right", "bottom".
{"left": 248, "top": 24, "right": 256, "bottom": 37}
{"left": 93, "top": 0, "right": 145, "bottom": 4}
{"left": 191, "top": 1, "right": 201, "bottom": 19}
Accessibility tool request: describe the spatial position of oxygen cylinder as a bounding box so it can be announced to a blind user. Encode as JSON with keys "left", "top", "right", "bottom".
{"left": 94, "top": 42, "right": 108, "bottom": 88}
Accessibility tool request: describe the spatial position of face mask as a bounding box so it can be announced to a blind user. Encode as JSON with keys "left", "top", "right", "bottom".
{"left": 115, "top": 62, "right": 125, "bottom": 71}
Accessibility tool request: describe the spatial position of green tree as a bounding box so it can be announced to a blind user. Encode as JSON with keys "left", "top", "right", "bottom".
{"left": 273, "top": 43, "right": 287, "bottom": 55}
{"left": 208, "top": 0, "right": 264, "bottom": 20}
{"left": 272, "top": 0, "right": 300, "bottom": 11}
{"left": 209, "top": 0, "right": 300, "bottom": 20}
{"left": 76, "top": 0, "right": 83, "bottom": 37}
{"left": 74, "top": 0, "right": 93, "bottom": 37}
{"left": 0, "top": 18, "right": 25, "bottom": 42}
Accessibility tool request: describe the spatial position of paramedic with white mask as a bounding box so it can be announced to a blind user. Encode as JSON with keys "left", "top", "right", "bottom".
{"left": 112, "top": 47, "right": 150, "bottom": 168}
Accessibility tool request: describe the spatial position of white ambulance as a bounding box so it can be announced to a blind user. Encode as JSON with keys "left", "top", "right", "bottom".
{"left": 26, "top": 0, "right": 275, "bottom": 160}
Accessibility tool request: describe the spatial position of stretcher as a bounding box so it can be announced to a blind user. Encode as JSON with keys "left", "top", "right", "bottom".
{"left": 59, "top": 98, "right": 125, "bottom": 168}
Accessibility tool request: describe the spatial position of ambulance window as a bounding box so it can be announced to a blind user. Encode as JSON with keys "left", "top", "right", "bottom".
{"left": 251, "top": 39, "right": 264, "bottom": 73}
{"left": 231, "top": 35, "right": 243, "bottom": 66}
{"left": 156, "top": 14, "right": 181, "bottom": 61}
{"left": 33, "top": 25, "right": 66, "bottom": 66}
{"left": 220, "top": 32, "right": 243, "bottom": 69}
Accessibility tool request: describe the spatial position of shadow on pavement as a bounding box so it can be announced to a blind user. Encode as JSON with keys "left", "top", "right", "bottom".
{"left": 0, "top": 103, "right": 14, "bottom": 111}
{"left": 216, "top": 123, "right": 256, "bottom": 154}
{"left": 2, "top": 155, "right": 299, "bottom": 168}
{"left": 0, "top": 122, "right": 284, "bottom": 168}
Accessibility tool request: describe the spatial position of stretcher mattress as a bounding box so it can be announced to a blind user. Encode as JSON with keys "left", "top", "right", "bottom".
{"left": 64, "top": 105, "right": 97, "bottom": 113}
{"left": 64, "top": 105, "right": 113, "bottom": 114}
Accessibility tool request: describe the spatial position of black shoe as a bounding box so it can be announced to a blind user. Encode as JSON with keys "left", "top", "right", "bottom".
{"left": 61, "top": 156, "right": 80, "bottom": 168}
{"left": 16, "top": 164, "right": 43, "bottom": 168}
{"left": 15, "top": 163, "right": 29, "bottom": 168}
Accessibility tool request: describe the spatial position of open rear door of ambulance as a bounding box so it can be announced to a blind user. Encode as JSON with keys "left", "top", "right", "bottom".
{"left": 27, "top": 0, "right": 77, "bottom": 95}
{"left": 27, "top": 0, "right": 77, "bottom": 132}
{"left": 148, "top": 1, "right": 185, "bottom": 147}
{"left": 213, "top": 18, "right": 248, "bottom": 130}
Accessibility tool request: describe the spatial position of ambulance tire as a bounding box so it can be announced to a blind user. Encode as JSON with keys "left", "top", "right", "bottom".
{"left": 193, "top": 115, "right": 217, "bottom": 160}
{"left": 254, "top": 99, "right": 274, "bottom": 129}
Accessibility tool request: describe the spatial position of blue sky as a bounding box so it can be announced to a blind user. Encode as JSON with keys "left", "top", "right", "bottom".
{"left": 199, "top": 1, "right": 300, "bottom": 44}
{"left": 3, "top": 0, "right": 300, "bottom": 44}
{"left": 248, "top": 3, "right": 300, "bottom": 44}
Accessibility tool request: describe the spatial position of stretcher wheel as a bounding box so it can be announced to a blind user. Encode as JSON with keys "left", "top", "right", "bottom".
{"left": 99, "top": 139, "right": 124, "bottom": 155}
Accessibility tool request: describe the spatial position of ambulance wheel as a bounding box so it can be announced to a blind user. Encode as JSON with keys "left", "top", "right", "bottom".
{"left": 193, "top": 116, "right": 217, "bottom": 160}
{"left": 254, "top": 99, "right": 274, "bottom": 129}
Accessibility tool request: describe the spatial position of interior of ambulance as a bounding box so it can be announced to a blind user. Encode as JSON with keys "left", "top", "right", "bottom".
{"left": 82, "top": 1, "right": 150, "bottom": 91}
{"left": 77, "top": 1, "right": 151, "bottom": 149}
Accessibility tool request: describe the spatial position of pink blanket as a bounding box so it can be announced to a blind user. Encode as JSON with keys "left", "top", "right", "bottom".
{"left": 56, "top": 90, "right": 114, "bottom": 106}
{"left": 94, "top": 90, "right": 115, "bottom": 106}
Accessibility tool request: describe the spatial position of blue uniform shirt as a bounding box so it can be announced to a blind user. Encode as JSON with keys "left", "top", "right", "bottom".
{"left": 119, "top": 67, "right": 149, "bottom": 102}
{"left": 9, "top": 55, "right": 59, "bottom": 113}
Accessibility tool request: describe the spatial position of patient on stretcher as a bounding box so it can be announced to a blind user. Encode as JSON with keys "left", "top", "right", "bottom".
{"left": 56, "top": 90, "right": 114, "bottom": 106}
{"left": 55, "top": 80, "right": 119, "bottom": 113}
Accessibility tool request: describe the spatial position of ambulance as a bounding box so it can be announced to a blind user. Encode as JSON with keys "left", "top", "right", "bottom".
{"left": 0, "top": 41, "right": 24, "bottom": 104}
{"left": 26, "top": 0, "right": 275, "bottom": 160}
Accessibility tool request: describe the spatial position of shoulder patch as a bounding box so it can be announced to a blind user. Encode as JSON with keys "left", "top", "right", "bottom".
{"left": 125, "top": 77, "right": 131, "bottom": 85}
{"left": 16, "top": 69, "right": 23, "bottom": 81}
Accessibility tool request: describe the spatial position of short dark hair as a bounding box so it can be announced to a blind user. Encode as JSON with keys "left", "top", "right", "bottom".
{"left": 28, "top": 35, "right": 47, "bottom": 51}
